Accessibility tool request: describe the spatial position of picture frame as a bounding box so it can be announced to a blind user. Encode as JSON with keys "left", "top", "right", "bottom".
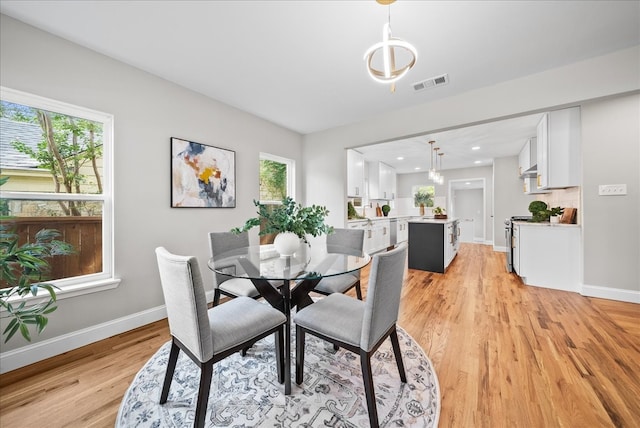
{"left": 171, "top": 137, "right": 236, "bottom": 208}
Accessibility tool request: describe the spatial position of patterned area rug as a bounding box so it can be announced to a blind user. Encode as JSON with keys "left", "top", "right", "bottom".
{"left": 117, "top": 326, "right": 440, "bottom": 427}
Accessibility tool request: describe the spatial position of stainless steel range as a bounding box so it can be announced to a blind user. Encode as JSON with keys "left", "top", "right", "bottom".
{"left": 505, "top": 216, "right": 532, "bottom": 272}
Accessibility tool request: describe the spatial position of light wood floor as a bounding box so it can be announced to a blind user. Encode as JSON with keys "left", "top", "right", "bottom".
{"left": 1, "top": 243, "right": 638, "bottom": 427}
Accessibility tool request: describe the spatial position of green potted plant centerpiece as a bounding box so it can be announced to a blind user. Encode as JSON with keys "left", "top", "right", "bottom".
{"left": 433, "top": 206, "right": 447, "bottom": 219}
{"left": 381, "top": 204, "right": 391, "bottom": 217}
{"left": 232, "top": 197, "right": 333, "bottom": 256}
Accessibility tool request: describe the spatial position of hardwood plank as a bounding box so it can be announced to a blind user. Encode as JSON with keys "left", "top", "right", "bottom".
{"left": 0, "top": 244, "right": 638, "bottom": 427}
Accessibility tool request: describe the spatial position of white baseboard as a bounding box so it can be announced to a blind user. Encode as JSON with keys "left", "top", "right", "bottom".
{"left": 0, "top": 305, "right": 167, "bottom": 374}
{"left": 493, "top": 245, "right": 508, "bottom": 252}
{"left": 581, "top": 284, "right": 640, "bottom": 304}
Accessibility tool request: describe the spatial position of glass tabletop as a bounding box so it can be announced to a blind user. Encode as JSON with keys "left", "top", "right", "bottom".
{"left": 208, "top": 243, "right": 371, "bottom": 281}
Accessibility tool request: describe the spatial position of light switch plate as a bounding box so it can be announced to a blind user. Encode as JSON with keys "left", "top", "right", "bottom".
{"left": 598, "top": 184, "right": 627, "bottom": 196}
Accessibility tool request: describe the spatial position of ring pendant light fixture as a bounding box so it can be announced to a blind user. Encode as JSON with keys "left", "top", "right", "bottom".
{"left": 364, "top": 0, "right": 417, "bottom": 93}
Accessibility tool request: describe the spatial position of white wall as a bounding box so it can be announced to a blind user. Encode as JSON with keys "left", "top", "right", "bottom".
{"left": 0, "top": 15, "right": 303, "bottom": 359}
{"left": 493, "top": 156, "right": 537, "bottom": 249}
{"left": 581, "top": 93, "right": 639, "bottom": 296}
{"left": 303, "top": 46, "right": 640, "bottom": 299}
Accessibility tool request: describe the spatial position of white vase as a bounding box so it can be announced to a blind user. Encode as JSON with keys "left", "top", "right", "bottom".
{"left": 550, "top": 216, "right": 560, "bottom": 224}
{"left": 274, "top": 232, "right": 301, "bottom": 256}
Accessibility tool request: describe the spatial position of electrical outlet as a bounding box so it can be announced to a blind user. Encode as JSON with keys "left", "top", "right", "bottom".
{"left": 598, "top": 184, "right": 627, "bottom": 196}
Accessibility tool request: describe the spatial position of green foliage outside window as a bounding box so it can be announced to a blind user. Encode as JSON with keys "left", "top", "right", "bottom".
{"left": 1, "top": 101, "right": 103, "bottom": 216}
{"left": 413, "top": 185, "right": 435, "bottom": 207}
{"left": 260, "top": 159, "right": 287, "bottom": 201}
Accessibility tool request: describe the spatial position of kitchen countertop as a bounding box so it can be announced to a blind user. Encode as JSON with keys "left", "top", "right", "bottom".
{"left": 513, "top": 220, "right": 580, "bottom": 227}
{"left": 347, "top": 215, "right": 415, "bottom": 222}
{"left": 408, "top": 217, "right": 459, "bottom": 224}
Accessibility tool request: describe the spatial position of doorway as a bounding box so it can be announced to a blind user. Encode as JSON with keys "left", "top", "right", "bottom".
{"left": 448, "top": 178, "right": 486, "bottom": 243}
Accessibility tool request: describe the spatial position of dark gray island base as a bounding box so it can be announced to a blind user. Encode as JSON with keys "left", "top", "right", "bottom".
{"left": 408, "top": 218, "right": 459, "bottom": 273}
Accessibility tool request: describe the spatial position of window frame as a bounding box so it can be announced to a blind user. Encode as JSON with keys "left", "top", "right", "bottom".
{"left": 0, "top": 86, "right": 119, "bottom": 301}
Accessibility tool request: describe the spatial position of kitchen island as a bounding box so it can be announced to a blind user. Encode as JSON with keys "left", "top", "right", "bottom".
{"left": 407, "top": 218, "right": 460, "bottom": 273}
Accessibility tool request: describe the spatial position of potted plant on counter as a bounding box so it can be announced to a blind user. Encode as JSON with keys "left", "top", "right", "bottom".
{"left": 528, "top": 200, "right": 549, "bottom": 222}
{"left": 548, "top": 206, "right": 564, "bottom": 223}
{"left": 232, "top": 197, "right": 333, "bottom": 256}
{"left": 433, "top": 206, "right": 447, "bottom": 219}
{"left": 381, "top": 204, "right": 391, "bottom": 217}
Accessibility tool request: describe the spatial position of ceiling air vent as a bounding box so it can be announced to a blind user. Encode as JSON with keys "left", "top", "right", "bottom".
{"left": 413, "top": 73, "right": 449, "bottom": 92}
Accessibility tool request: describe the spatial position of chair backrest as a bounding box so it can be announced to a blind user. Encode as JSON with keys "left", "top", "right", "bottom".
{"left": 155, "top": 247, "right": 213, "bottom": 362}
{"left": 360, "top": 243, "right": 407, "bottom": 351}
{"left": 327, "top": 228, "right": 365, "bottom": 257}
{"left": 208, "top": 231, "right": 249, "bottom": 287}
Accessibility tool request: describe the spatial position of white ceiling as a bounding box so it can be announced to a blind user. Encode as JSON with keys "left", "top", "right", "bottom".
{"left": 2, "top": 1, "right": 638, "bottom": 173}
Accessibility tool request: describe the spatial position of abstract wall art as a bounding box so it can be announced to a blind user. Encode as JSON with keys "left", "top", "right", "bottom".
{"left": 171, "top": 137, "right": 236, "bottom": 208}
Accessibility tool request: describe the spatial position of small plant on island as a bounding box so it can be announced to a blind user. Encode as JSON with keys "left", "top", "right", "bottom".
{"left": 381, "top": 204, "right": 391, "bottom": 217}
{"left": 232, "top": 197, "right": 333, "bottom": 244}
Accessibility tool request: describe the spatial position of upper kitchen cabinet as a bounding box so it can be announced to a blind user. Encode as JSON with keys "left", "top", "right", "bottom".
{"left": 518, "top": 137, "right": 537, "bottom": 177}
{"left": 347, "top": 149, "right": 365, "bottom": 197}
{"left": 536, "top": 107, "right": 581, "bottom": 189}
{"left": 368, "top": 161, "right": 396, "bottom": 200}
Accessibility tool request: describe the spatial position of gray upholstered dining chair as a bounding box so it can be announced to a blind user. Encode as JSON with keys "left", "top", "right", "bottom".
{"left": 313, "top": 228, "right": 365, "bottom": 299}
{"left": 208, "top": 231, "right": 260, "bottom": 306}
{"left": 294, "top": 243, "right": 408, "bottom": 428}
{"left": 155, "top": 247, "right": 287, "bottom": 428}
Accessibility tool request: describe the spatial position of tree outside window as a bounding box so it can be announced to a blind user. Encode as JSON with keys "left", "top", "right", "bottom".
{"left": 413, "top": 185, "right": 435, "bottom": 207}
{"left": 259, "top": 159, "right": 287, "bottom": 202}
{"left": 258, "top": 154, "right": 294, "bottom": 244}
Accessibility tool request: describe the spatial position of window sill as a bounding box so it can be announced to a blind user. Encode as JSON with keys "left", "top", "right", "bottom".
{"left": 1, "top": 277, "right": 121, "bottom": 310}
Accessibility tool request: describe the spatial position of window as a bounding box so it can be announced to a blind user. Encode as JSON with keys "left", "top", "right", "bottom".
{"left": 258, "top": 153, "right": 294, "bottom": 244}
{"left": 259, "top": 153, "right": 294, "bottom": 203}
{"left": 0, "top": 87, "right": 115, "bottom": 295}
{"left": 412, "top": 185, "right": 435, "bottom": 207}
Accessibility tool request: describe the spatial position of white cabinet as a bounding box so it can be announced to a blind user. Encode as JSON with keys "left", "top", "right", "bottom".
{"left": 518, "top": 137, "right": 537, "bottom": 177}
{"left": 347, "top": 149, "right": 365, "bottom": 197}
{"left": 523, "top": 176, "right": 550, "bottom": 195}
{"left": 536, "top": 107, "right": 581, "bottom": 190}
{"left": 397, "top": 218, "right": 409, "bottom": 243}
{"left": 348, "top": 219, "right": 390, "bottom": 254}
{"left": 445, "top": 220, "right": 460, "bottom": 268}
{"left": 515, "top": 224, "right": 581, "bottom": 292}
{"left": 368, "top": 161, "right": 396, "bottom": 200}
{"left": 512, "top": 224, "right": 520, "bottom": 274}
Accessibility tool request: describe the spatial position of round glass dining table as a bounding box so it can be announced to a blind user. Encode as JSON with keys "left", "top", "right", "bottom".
{"left": 208, "top": 241, "right": 371, "bottom": 394}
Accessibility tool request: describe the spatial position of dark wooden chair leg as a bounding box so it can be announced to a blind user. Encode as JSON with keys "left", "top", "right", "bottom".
{"left": 160, "top": 340, "right": 180, "bottom": 404}
{"left": 295, "top": 325, "right": 305, "bottom": 385}
{"left": 360, "top": 350, "right": 379, "bottom": 428}
{"left": 275, "top": 327, "right": 284, "bottom": 384}
{"left": 333, "top": 344, "right": 339, "bottom": 351}
{"left": 194, "top": 361, "right": 214, "bottom": 428}
{"left": 389, "top": 327, "right": 407, "bottom": 382}
{"left": 212, "top": 289, "right": 221, "bottom": 307}
{"left": 354, "top": 281, "right": 362, "bottom": 300}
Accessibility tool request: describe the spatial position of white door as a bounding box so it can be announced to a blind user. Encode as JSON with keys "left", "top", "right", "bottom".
{"left": 450, "top": 182, "right": 485, "bottom": 244}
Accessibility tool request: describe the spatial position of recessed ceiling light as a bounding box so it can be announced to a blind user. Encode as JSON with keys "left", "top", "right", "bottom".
{"left": 397, "top": 156, "right": 404, "bottom": 160}
{"left": 474, "top": 160, "right": 482, "bottom": 164}
{"left": 465, "top": 182, "right": 471, "bottom": 185}
{"left": 414, "top": 167, "right": 421, "bottom": 170}
{"left": 472, "top": 146, "right": 480, "bottom": 150}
